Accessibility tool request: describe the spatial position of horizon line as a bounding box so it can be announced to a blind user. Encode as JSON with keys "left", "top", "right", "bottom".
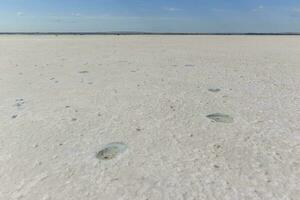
{"left": 0, "top": 32, "right": 300, "bottom": 35}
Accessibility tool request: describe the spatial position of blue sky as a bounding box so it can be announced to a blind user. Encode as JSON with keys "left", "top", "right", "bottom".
{"left": 1, "top": 0, "right": 300, "bottom": 32}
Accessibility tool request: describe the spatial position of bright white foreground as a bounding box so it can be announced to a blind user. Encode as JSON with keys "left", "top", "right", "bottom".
{"left": 0, "top": 36, "right": 299, "bottom": 200}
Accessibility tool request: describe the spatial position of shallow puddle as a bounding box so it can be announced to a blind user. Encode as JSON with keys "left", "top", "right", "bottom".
{"left": 206, "top": 113, "right": 234, "bottom": 123}
{"left": 184, "top": 64, "right": 195, "bottom": 67}
{"left": 96, "top": 142, "right": 128, "bottom": 161}
{"left": 208, "top": 88, "right": 221, "bottom": 93}
{"left": 79, "top": 71, "right": 89, "bottom": 74}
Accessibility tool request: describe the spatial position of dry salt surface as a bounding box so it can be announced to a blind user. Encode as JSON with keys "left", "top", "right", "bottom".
{"left": 0, "top": 35, "right": 300, "bottom": 200}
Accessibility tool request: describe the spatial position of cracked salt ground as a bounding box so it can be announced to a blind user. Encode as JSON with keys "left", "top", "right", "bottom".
{"left": 2, "top": 36, "right": 299, "bottom": 200}
{"left": 96, "top": 142, "right": 128, "bottom": 161}
{"left": 206, "top": 113, "right": 234, "bottom": 123}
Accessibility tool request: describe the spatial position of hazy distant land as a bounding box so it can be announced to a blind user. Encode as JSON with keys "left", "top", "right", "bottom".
{"left": 1, "top": 32, "right": 300, "bottom": 35}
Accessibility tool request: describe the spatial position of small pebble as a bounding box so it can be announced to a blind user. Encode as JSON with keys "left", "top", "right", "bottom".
{"left": 214, "top": 165, "right": 220, "bottom": 169}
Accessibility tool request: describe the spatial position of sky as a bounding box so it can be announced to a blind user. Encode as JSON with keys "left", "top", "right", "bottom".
{"left": 1, "top": 0, "right": 300, "bottom": 32}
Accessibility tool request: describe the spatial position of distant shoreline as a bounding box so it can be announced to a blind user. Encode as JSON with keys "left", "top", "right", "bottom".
{"left": 0, "top": 32, "right": 300, "bottom": 36}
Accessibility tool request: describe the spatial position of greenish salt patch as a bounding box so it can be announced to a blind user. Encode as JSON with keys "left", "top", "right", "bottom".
{"left": 79, "top": 71, "right": 89, "bottom": 74}
{"left": 206, "top": 113, "right": 234, "bottom": 123}
{"left": 96, "top": 142, "right": 128, "bottom": 161}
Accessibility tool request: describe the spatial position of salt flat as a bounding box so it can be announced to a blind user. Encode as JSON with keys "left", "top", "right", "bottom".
{"left": 0, "top": 35, "right": 299, "bottom": 200}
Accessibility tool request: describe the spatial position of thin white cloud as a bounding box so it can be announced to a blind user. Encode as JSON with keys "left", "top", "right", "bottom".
{"left": 72, "top": 13, "right": 81, "bottom": 17}
{"left": 252, "top": 5, "right": 264, "bottom": 12}
{"left": 291, "top": 7, "right": 300, "bottom": 12}
{"left": 289, "top": 7, "right": 300, "bottom": 18}
{"left": 211, "top": 8, "right": 226, "bottom": 12}
{"left": 17, "top": 12, "right": 24, "bottom": 16}
{"left": 163, "top": 7, "right": 183, "bottom": 12}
